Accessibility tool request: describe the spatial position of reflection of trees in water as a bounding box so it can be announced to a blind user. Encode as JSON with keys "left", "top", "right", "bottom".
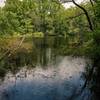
{"left": 0, "top": 36, "right": 65, "bottom": 76}
{"left": 0, "top": 56, "right": 91, "bottom": 100}
{"left": 33, "top": 36, "right": 58, "bottom": 66}
{"left": 33, "top": 33, "right": 67, "bottom": 66}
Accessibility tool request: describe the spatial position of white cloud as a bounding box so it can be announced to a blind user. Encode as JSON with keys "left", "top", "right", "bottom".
{"left": 0, "top": 0, "right": 5, "bottom": 7}
{"left": 62, "top": 0, "right": 88, "bottom": 9}
{"left": 0, "top": 0, "right": 88, "bottom": 8}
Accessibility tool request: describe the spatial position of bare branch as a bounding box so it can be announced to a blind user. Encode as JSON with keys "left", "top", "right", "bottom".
{"left": 90, "top": 0, "right": 94, "bottom": 7}
{"left": 60, "top": 0, "right": 72, "bottom": 3}
{"left": 72, "top": 0, "right": 94, "bottom": 31}
{"left": 66, "top": 12, "right": 85, "bottom": 20}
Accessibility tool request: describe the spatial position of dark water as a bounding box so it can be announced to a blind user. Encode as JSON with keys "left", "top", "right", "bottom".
{"left": 0, "top": 37, "right": 92, "bottom": 100}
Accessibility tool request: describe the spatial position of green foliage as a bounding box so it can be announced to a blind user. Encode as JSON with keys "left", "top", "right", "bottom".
{"left": 33, "top": 32, "right": 44, "bottom": 38}
{"left": 95, "top": 0, "right": 100, "bottom": 22}
{"left": 0, "top": 0, "right": 65, "bottom": 36}
{"left": 0, "top": 0, "right": 99, "bottom": 80}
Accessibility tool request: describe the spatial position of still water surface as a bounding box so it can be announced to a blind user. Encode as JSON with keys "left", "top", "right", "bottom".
{"left": 0, "top": 56, "right": 91, "bottom": 100}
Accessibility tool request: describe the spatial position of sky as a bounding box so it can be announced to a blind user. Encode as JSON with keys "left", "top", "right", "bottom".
{"left": 0, "top": 0, "right": 87, "bottom": 8}
{"left": 62, "top": 0, "right": 87, "bottom": 8}
{"left": 0, "top": 0, "right": 5, "bottom": 7}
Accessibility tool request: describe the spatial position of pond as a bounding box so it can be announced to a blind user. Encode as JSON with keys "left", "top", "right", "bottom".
{"left": 0, "top": 37, "right": 92, "bottom": 100}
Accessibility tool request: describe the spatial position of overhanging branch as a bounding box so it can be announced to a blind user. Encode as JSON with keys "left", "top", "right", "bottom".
{"left": 60, "top": 0, "right": 72, "bottom": 3}
{"left": 72, "top": 0, "right": 93, "bottom": 31}
{"left": 60, "top": 0, "right": 94, "bottom": 31}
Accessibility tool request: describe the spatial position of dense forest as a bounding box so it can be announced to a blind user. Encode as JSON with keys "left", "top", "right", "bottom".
{"left": 0, "top": 0, "right": 100, "bottom": 100}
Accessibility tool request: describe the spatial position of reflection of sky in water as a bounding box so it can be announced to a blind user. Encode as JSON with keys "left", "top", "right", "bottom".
{"left": 0, "top": 56, "right": 91, "bottom": 100}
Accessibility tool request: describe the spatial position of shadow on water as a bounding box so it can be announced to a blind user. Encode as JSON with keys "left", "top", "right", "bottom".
{"left": 0, "top": 37, "right": 92, "bottom": 100}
